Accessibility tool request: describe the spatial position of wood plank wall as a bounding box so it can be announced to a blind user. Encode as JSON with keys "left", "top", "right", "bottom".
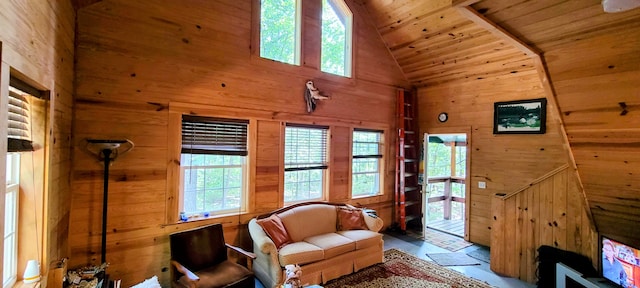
{"left": 417, "top": 57, "right": 570, "bottom": 246}
{"left": 544, "top": 26, "right": 640, "bottom": 241}
{"left": 0, "top": 1, "right": 75, "bottom": 284}
{"left": 490, "top": 166, "right": 597, "bottom": 283}
{"left": 72, "top": 0, "right": 408, "bottom": 285}
{"left": 469, "top": 0, "right": 640, "bottom": 248}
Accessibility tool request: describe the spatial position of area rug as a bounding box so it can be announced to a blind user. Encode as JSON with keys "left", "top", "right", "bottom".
{"left": 323, "top": 249, "right": 493, "bottom": 288}
{"left": 466, "top": 248, "right": 491, "bottom": 264}
{"left": 424, "top": 229, "right": 474, "bottom": 252}
{"left": 426, "top": 252, "right": 481, "bottom": 266}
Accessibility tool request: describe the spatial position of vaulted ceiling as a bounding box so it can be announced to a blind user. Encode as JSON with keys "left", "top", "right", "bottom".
{"left": 362, "top": 0, "right": 640, "bottom": 240}
{"left": 70, "top": 0, "right": 640, "bottom": 240}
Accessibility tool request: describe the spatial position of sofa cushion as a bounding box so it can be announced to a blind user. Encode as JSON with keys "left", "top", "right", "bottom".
{"left": 337, "top": 230, "right": 382, "bottom": 250}
{"left": 256, "top": 214, "right": 292, "bottom": 249}
{"left": 278, "top": 242, "right": 324, "bottom": 266}
{"left": 304, "top": 233, "right": 356, "bottom": 259}
{"left": 336, "top": 207, "right": 368, "bottom": 231}
{"left": 279, "top": 204, "right": 338, "bottom": 242}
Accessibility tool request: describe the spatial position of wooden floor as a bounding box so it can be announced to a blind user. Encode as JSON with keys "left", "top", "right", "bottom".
{"left": 427, "top": 218, "right": 465, "bottom": 237}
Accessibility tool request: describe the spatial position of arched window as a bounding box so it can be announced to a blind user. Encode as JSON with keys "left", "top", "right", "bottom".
{"left": 321, "top": 0, "right": 352, "bottom": 77}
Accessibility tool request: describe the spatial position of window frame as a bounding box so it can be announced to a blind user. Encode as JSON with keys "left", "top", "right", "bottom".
{"left": 351, "top": 128, "right": 383, "bottom": 198}
{"left": 3, "top": 153, "right": 19, "bottom": 288}
{"left": 320, "top": 0, "right": 353, "bottom": 77}
{"left": 283, "top": 124, "right": 329, "bottom": 205}
{"left": 167, "top": 105, "right": 255, "bottom": 224}
{"left": 257, "top": 0, "right": 302, "bottom": 66}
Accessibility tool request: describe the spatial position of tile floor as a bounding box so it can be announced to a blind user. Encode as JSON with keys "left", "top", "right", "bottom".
{"left": 382, "top": 232, "right": 536, "bottom": 288}
{"left": 255, "top": 231, "right": 537, "bottom": 288}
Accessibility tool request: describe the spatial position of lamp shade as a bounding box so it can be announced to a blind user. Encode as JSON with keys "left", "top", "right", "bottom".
{"left": 23, "top": 260, "right": 40, "bottom": 283}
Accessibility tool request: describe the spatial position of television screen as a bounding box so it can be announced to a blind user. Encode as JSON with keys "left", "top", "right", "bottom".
{"left": 602, "top": 236, "right": 640, "bottom": 288}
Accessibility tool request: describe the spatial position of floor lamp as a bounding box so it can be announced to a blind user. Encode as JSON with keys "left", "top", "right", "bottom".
{"left": 85, "top": 139, "right": 134, "bottom": 264}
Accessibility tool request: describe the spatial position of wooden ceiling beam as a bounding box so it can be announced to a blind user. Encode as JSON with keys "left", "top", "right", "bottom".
{"left": 454, "top": 2, "right": 596, "bottom": 232}
{"left": 455, "top": 6, "right": 538, "bottom": 56}
{"left": 452, "top": 0, "right": 482, "bottom": 7}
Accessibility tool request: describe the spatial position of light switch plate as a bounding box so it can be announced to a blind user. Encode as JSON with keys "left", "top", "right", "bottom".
{"left": 478, "top": 181, "right": 486, "bottom": 189}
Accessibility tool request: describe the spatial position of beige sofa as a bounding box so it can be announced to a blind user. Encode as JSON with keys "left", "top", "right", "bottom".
{"left": 248, "top": 202, "right": 384, "bottom": 288}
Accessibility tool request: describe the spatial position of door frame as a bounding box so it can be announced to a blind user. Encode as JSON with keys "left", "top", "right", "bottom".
{"left": 422, "top": 126, "right": 472, "bottom": 241}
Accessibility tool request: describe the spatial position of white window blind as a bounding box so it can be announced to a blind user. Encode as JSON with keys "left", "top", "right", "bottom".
{"left": 7, "top": 78, "right": 37, "bottom": 152}
{"left": 352, "top": 129, "right": 382, "bottom": 159}
{"left": 284, "top": 124, "right": 328, "bottom": 171}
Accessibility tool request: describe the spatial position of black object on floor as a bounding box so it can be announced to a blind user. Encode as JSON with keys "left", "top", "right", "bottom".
{"left": 536, "top": 245, "right": 597, "bottom": 288}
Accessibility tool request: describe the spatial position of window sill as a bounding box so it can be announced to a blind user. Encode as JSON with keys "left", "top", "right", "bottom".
{"left": 352, "top": 194, "right": 383, "bottom": 200}
{"left": 13, "top": 280, "right": 40, "bottom": 288}
{"left": 164, "top": 211, "right": 249, "bottom": 227}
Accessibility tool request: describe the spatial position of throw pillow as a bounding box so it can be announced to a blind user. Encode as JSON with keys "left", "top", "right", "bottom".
{"left": 256, "top": 214, "right": 292, "bottom": 249}
{"left": 336, "top": 207, "right": 368, "bottom": 231}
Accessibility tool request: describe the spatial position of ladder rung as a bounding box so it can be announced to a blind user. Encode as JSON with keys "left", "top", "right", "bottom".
{"left": 405, "top": 215, "right": 420, "bottom": 222}
{"left": 405, "top": 200, "right": 420, "bottom": 206}
{"left": 405, "top": 186, "right": 418, "bottom": 192}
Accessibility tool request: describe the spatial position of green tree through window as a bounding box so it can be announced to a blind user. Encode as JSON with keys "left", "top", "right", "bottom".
{"left": 352, "top": 130, "right": 382, "bottom": 197}
{"left": 321, "top": 0, "right": 352, "bottom": 76}
{"left": 260, "top": 0, "right": 299, "bottom": 64}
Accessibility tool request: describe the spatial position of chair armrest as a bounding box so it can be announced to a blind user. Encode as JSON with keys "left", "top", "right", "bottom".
{"left": 226, "top": 243, "right": 257, "bottom": 259}
{"left": 171, "top": 260, "right": 199, "bottom": 286}
{"left": 226, "top": 243, "right": 257, "bottom": 270}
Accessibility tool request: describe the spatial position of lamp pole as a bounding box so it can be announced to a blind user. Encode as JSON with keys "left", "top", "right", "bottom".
{"left": 101, "top": 149, "right": 112, "bottom": 264}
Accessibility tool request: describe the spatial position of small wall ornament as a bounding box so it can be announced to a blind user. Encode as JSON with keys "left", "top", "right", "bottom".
{"left": 304, "top": 80, "right": 330, "bottom": 113}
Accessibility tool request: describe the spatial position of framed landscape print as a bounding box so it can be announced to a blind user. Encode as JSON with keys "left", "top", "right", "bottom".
{"left": 493, "top": 98, "right": 547, "bottom": 134}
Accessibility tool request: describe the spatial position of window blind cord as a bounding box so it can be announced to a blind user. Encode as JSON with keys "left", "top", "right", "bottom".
{"left": 29, "top": 99, "right": 42, "bottom": 265}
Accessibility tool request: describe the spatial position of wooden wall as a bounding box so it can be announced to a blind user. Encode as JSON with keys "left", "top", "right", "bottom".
{"left": 544, "top": 27, "right": 640, "bottom": 242}
{"left": 417, "top": 58, "right": 570, "bottom": 246}
{"left": 0, "top": 0, "right": 75, "bottom": 284}
{"left": 471, "top": 0, "right": 640, "bottom": 252}
{"left": 72, "top": 0, "right": 408, "bottom": 285}
{"left": 490, "top": 165, "right": 597, "bottom": 283}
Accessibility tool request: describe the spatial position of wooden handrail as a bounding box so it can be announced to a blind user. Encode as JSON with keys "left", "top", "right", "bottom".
{"left": 496, "top": 164, "right": 570, "bottom": 200}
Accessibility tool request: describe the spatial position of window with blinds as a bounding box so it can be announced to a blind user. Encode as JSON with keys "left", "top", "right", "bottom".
{"left": 284, "top": 124, "right": 328, "bottom": 203}
{"left": 180, "top": 115, "right": 249, "bottom": 217}
{"left": 7, "top": 85, "right": 34, "bottom": 152}
{"left": 352, "top": 129, "right": 383, "bottom": 198}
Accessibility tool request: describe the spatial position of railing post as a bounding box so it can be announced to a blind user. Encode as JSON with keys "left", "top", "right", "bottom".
{"left": 491, "top": 193, "right": 507, "bottom": 276}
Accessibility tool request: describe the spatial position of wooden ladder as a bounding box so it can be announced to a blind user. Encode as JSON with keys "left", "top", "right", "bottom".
{"left": 395, "top": 89, "right": 422, "bottom": 232}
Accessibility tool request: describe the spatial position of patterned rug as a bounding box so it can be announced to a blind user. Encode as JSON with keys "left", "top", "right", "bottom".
{"left": 323, "top": 249, "right": 493, "bottom": 288}
{"left": 424, "top": 229, "right": 474, "bottom": 252}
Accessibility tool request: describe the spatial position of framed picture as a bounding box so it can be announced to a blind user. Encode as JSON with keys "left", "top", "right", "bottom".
{"left": 493, "top": 98, "right": 547, "bottom": 134}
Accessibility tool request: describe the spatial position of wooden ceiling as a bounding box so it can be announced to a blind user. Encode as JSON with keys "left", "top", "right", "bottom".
{"left": 363, "top": 0, "right": 640, "bottom": 240}
{"left": 361, "top": 0, "right": 534, "bottom": 87}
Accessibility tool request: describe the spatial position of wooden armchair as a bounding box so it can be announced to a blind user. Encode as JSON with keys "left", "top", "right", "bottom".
{"left": 169, "top": 224, "right": 256, "bottom": 288}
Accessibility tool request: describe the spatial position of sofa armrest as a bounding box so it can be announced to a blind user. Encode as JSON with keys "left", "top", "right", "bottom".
{"left": 363, "top": 212, "right": 384, "bottom": 232}
{"left": 248, "top": 219, "right": 278, "bottom": 254}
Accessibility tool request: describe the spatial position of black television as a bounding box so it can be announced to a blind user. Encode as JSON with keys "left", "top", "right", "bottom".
{"left": 601, "top": 236, "right": 640, "bottom": 288}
